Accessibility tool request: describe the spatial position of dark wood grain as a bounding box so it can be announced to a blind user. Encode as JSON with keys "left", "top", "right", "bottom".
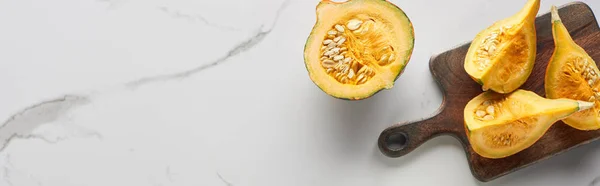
{"left": 378, "top": 2, "right": 600, "bottom": 182}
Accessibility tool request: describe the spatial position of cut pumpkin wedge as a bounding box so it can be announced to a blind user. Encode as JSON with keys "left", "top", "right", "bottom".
{"left": 464, "top": 0, "right": 539, "bottom": 93}
{"left": 545, "top": 6, "right": 600, "bottom": 130}
{"left": 465, "top": 90, "right": 593, "bottom": 159}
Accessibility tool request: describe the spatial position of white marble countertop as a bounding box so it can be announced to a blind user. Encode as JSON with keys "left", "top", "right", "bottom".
{"left": 1, "top": 0, "right": 600, "bottom": 185}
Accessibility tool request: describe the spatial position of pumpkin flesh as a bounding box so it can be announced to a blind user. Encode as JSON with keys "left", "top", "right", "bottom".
{"left": 464, "top": 0, "right": 539, "bottom": 93}
{"left": 545, "top": 6, "right": 600, "bottom": 130}
{"left": 464, "top": 90, "right": 592, "bottom": 158}
{"left": 304, "top": 0, "right": 414, "bottom": 100}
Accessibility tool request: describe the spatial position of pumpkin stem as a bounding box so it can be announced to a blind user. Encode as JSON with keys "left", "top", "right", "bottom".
{"left": 551, "top": 5, "right": 578, "bottom": 49}
{"left": 577, "top": 101, "right": 595, "bottom": 111}
{"left": 516, "top": 0, "right": 540, "bottom": 22}
{"left": 551, "top": 6, "right": 561, "bottom": 23}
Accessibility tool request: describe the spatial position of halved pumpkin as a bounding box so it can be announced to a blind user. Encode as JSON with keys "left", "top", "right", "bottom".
{"left": 465, "top": 90, "right": 592, "bottom": 159}
{"left": 304, "top": 0, "right": 414, "bottom": 100}
{"left": 545, "top": 6, "right": 600, "bottom": 130}
{"left": 464, "top": 0, "right": 539, "bottom": 93}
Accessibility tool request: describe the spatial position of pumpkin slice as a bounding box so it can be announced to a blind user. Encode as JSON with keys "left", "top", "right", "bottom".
{"left": 545, "top": 6, "right": 600, "bottom": 130}
{"left": 464, "top": 90, "right": 593, "bottom": 159}
{"left": 464, "top": 0, "right": 539, "bottom": 93}
{"left": 303, "top": 0, "right": 414, "bottom": 100}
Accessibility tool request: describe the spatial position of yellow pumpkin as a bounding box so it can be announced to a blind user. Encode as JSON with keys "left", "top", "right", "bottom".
{"left": 303, "top": 0, "right": 414, "bottom": 100}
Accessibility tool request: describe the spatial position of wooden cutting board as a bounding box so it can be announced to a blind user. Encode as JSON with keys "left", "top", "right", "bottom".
{"left": 377, "top": 2, "right": 600, "bottom": 182}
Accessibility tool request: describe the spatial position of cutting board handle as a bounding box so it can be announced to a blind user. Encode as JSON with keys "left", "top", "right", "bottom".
{"left": 378, "top": 110, "right": 455, "bottom": 157}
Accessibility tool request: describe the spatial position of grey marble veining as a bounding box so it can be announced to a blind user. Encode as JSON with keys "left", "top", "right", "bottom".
{"left": 0, "top": 0, "right": 290, "bottom": 151}
{"left": 157, "top": 6, "right": 242, "bottom": 32}
{"left": 0, "top": 0, "right": 290, "bottom": 184}
{"left": 126, "top": 0, "right": 289, "bottom": 89}
{"left": 0, "top": 96, "right": 95, "bottom": 149}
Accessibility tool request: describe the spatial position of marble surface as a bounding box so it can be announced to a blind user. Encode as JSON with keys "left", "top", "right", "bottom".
{"left": 1, "top": 0, "right": 600, "bottom": 185}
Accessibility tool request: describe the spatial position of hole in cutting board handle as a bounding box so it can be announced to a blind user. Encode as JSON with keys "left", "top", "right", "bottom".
{"left": 385, "top": 132, "right": 408, "bottom": 151}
